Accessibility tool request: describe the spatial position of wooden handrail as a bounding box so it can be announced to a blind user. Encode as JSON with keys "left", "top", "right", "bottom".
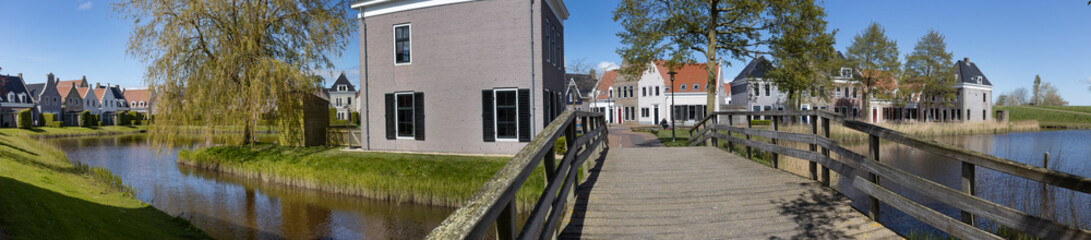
{"left": 427, "top": 110, "right": 609, "bottom": 240}
{"left": 689, "top": 109, "right": 1091, "bottom": 238}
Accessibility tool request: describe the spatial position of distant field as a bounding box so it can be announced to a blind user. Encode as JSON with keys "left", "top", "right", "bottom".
{"left": 995, "top": 106, "right": 1091, "bottom": 129}
{"left": 1032, "top": 105, "right": 1091, "bottom": 114}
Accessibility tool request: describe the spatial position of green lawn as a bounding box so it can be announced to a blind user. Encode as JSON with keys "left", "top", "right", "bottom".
{"left": 653, "top": 129, "right": 692, "bottom": 147}
{"left": 178, "top": 145, "right": 546, "bottom": 210}
{"left": 0, "top": 131, "right": 208, "bottom": 239}
{"left": 1032, "top": 105, "right": 1091, "bottom": 114}
{"left": 0, "top": 125, "right": 147, "bottom": 137}
{"left": 996, "top": 106, "right": 1091, "bottom": 129}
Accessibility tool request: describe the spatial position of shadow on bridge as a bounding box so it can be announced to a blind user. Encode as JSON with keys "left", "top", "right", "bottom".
{"left": 770, "top": 187, "right": 857, "bottom": 240}
{"left": 558, "top": 147, "right": 609, "bottom": 239}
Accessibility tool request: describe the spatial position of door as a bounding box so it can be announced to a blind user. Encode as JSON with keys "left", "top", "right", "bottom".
{"left": 653, "top": 105, "right": 659, "bottom": 125}
{"left": 872, "top": 108, "right": 877, "bottom": 123}
{"left": 617, "top": 108, "right": 622, "bottom": 124}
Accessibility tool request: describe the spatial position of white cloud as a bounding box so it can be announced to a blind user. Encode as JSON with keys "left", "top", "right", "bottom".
{"left": 596, "top": 61, "right": 620, "bottom": 72}
{"left": 1083, "top": 76, "right": 1091, "bottom": 85}
{"left": 77, "top": 1, "right": 92, "bottom": 10}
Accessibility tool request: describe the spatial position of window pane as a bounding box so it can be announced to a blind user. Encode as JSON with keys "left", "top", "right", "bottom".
{"left": 396, "top": 94, "right": 414, "bottom": 137}
{"left": 495, "top": 91, "right": 517, "bottom": 139}
{"left": 395, "top": 26, "right": 410, "bottom": 63}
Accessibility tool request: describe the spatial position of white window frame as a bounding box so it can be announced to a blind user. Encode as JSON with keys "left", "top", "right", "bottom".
{"left": 395, "top": 92, "right": 415, "bottom": 139}
{"left": 393, "top": 23, "right": 412, "bottom": 66}
{"left": 493, "top": 89, "right": 519, "bottom": 142}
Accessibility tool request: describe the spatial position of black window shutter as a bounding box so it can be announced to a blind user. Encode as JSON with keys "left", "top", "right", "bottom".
{"left": 384, "top": 93, "right": 395, "bottom": 140}
{"left": 482, "top": 90, "right": 495, "bottom": 142}
{"left": 414, "top": 92, "right": 425, "bottom": 141}
{"left": 518, "top": 89, "right": 531, "bottom": 142}
{"left": 543, "top": 90, "right": 551, "bottom": 127}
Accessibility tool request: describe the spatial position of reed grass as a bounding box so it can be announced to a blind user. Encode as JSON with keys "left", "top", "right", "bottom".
{"left": 178, "top": 144, "right": 547, "bottom": 210}
{"left": 777, "top": 120, "right": 1039, "bottom": 142}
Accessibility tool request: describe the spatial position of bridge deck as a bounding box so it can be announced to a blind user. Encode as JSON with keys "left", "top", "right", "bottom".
{"left": 560, "top": 147, "right": 900, "bottom": 239}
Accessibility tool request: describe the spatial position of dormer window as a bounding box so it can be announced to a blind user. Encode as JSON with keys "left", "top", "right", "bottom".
{"left": 840, "top": 68, "right": 852, "bottom": 78}
{"left": 338, "top": 85, "right": 348, "bottom": 91}
{"left": 680, "top": 84, "right": 686, "bottom": 90}
{"left": 974, "top": 76, "right": 983, "bottom": 84}
{"left": 693, "top": 83, "right": 700, "bottom": 90}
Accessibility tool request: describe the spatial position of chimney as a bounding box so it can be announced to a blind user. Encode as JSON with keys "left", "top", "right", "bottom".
{"left": 963, "top": 57, "right": 970, "bottom": 63}
{"left": 71, "top": 82, "right": 76, "bottom": 88}
{"left": 18, "top": 73, "right": 22, "bottom": 79}
{"left": 97, "top": 82, "right": 102, "bottom": 88}
{"left": 47, "top": 73, "right": 54, "bottom": 85}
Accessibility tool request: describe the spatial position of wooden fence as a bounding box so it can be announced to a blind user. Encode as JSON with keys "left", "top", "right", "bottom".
{"left": 427, "top": 110, "right": 609, "bottom": 239}
{"left": 688, "top": 110, "right": 1091, "bottom": 240}
{"left": 327, "top": 127, "right": 362, "bottom": 148}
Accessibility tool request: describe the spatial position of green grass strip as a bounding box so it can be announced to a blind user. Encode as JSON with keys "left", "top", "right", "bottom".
{"left": 178, "top": 145, "right": 547, "bottom": 210}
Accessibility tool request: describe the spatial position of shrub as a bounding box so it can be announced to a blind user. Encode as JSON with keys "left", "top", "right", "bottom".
{"left": 16, "top": 109, "right": 33, "bottom": 129}
{"left": 80, "top": 110, "right": 92, "bottom": 127}
{"left": 350, "top": 111, "right": 360, "bottom": 126}
{"left": 40, "top": 113, "right": 61, "bottom": 128}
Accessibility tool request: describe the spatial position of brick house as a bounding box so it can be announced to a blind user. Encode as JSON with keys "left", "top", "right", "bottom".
{"left": 351, "top": 0, "right": 569, "bottom": 154}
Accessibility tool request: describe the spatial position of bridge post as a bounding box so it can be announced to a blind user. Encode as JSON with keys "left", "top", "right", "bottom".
{"left": 867, "top": 134, "right": 881, "bottom": 221}
{"left": 771, "top": 115, "right": 779, "bottom": 169}
{"left": 727, "top": 114, "right": 734, "bottom": 153}
{"left": 809, "top": 114, "right": 818, "bottom": 181}
{"left": 745, "top": 114, "right": 752, "bottom": 160}
{"left": 961, "top": 161, "right": 975, "bottom": 226}
{"left": 496, "top": 199, "right": 516, "bottom": 240}
{"left": 821, "top": 117, "right": 831, "bottom": 187}
{"left": 708, "top": 115, "right": 718, "bottom": 148}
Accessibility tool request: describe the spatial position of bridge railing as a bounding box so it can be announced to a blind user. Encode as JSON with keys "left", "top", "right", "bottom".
{"left": 427, "top": 110, "right": 609, "bottom": 240}
{"left": 689, "top": 110, "right": 1091, "bottom": 239}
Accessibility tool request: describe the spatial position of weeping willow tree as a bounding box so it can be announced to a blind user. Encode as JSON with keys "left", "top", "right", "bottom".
{"left": 115, "top": 0, "right": 352, "bottom": 148}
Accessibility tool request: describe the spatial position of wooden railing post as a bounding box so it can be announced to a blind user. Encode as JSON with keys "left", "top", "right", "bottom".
{"left": 960, "top": 161, "right": 975, "bottom": 226}
{"left": 867, "top": 134, "right": 881, "bottom": 220}
{"left": 727, "top": 114, "right": 734, "bottom": 153}
{"left": 771, "top": 115, "right": 779, "bottom": 169}
{"left": 496, "top": 199, "right": 516, "bottom": 240}
{"left": 708, "top": 115, "right": 718, "bottom": 147}
{"left": 746, "top": 114, "right": 753, "bottom": 160}
{"left": 581, "top": 116, "right": 589, "bottom": 136}
{"left": 821, "top": 117, "right": 831, "bottom": 187}
{"left": 809, "top": 114, "right": 818, "bottom": 181}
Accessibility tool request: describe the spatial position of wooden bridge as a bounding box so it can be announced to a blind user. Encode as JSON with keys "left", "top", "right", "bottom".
{"left": 427, "top": 110, "right": 1091, "bottom": 240}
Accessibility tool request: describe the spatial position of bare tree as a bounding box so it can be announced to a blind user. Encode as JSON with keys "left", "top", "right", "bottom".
{"left": 1010, "top": 87, "right": 1029, "bottom": 105}
{"left": 566, "top": 57, "right": 594, "bottom": 74}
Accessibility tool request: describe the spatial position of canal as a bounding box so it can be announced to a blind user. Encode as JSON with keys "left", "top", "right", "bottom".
{"left": 47, "top": 134, "right": 453, "bottom": 240}
{"left": 833, "top": 129, "right": 1091, "bottom": 236}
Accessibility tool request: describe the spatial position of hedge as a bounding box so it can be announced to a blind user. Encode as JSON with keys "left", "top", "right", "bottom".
{"left": 16, "top": 109, "right": 32, "bottom": 129}
{"left": 41, "top": 113, "right": 62, "bottom": 128}
{"left": 350, "top": 111, "right": 360, "bottom": 126}
{"left": 80, "top": 110, "right": 92, "bottom": 127}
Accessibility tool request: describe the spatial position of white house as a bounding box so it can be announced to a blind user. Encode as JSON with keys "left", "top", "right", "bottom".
{"left": 635, "top": 61, "right": 722, "bottom": 125}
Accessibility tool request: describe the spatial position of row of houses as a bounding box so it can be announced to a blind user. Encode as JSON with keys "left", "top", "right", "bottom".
{"left": 0, "top": 73, "right": 152, "bottom": 127}
{"left": 730, "top": 56, "right": 994, "bottom": 123}
{"left": 574, "top": 55, "right": 994, "bottom": 127}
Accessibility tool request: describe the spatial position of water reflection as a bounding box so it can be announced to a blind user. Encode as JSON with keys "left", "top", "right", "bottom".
{"left": 47, "top": 134, "right": 453, "bottom": 240}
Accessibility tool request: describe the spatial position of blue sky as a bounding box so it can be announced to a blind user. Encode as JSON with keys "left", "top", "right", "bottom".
{"left": 2, "top": 1, "right": 1090, "bottom": 104}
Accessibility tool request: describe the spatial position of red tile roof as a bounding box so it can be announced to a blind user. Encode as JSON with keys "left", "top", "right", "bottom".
{"left": 123, "top": 88, "right": 151, "bottom": 105}
{"left": 77, "top": 87, "right": 93, "bottom": 100}
{"left": 653, "top": 61, "right": 719, "bottom": 93}
{"left": 595, "top": 70, "right": 618, "bottom": 99}
{"left": 57, "top": 85, "right": 76, "bottom": 102}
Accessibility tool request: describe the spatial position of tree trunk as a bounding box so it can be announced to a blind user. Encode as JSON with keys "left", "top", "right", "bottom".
{"left": 861, "top": 87, "right": 870, "bottom": 122}
{"left": 705, "top": 5, "right": 719, "bottom": 117}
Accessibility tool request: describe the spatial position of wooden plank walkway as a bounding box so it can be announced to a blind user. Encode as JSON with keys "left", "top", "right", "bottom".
{"left": 559, "top": 147, "right": 901, "bottom": 239}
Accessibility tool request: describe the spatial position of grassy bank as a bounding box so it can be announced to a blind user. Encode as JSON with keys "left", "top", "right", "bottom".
{"left": 0, "top": 132, "right": 208, "bottom": 239}
{"left": 0, "top": 125, "right": 148, "bottom": 138}
{"left": 996, "top": 105, "right": 1091, "bottom": 129}
{"left": 178, "top": 145, "right": 546, "bottom": 210}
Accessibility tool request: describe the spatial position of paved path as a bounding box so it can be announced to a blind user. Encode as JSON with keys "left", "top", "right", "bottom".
{"left": 606, "top": 126, "right": 663, "bottom": 148}
{"left": 560, "top": 147, "right": 900, "bottom": 239}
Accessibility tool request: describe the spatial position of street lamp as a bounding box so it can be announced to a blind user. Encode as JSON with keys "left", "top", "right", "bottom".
{"left": 668, "top": 70, "right": 677, "bottom": 143}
